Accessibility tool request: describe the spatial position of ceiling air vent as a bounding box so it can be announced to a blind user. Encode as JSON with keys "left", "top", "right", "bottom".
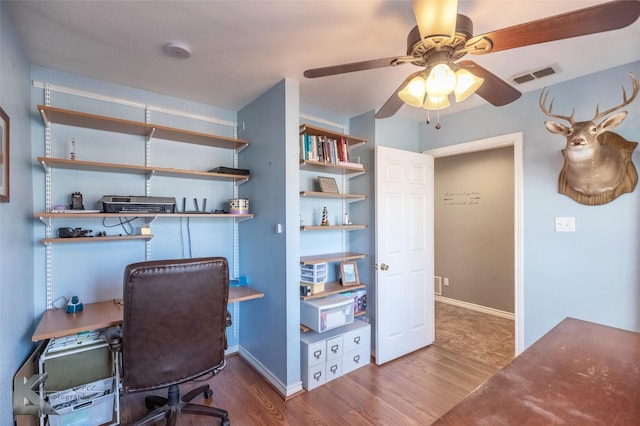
{"left": 512, "top": 64, "right": 561, "bottom": 85}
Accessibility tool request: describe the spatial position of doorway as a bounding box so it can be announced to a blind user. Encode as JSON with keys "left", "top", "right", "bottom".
{"left": 424, "top": 132, "right": 524, "bottom": 354}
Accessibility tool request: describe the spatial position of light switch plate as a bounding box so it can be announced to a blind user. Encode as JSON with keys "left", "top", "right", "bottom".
{"left": 555, "top": 217, "right": 575, "bottom": 232}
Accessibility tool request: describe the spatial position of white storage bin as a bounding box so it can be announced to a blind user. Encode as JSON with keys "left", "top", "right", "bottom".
{"left": 300, "top": 262, "right": 327, "bottom": 285}
{"left": 48, "top": 377, "right": 115, "bottom": 426}
{"left": 301, "top": 294, "right": 354, "bottom": 333}
{"left": 300, "top": 320, "right": 371, "bottom": 390}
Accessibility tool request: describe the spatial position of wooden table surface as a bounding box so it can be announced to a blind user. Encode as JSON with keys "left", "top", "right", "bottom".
{"left": 432, "top": 317, "right": 640, "bottom": 425}
{"left": 32, "top": 286, "right": 263, "bottom": 341}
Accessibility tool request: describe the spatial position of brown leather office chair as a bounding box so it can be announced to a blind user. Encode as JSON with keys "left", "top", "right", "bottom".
{"left": 108, "top": 257, "right": 231, "bottom": 425}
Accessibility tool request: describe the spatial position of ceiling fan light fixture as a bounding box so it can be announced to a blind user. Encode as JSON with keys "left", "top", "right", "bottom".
{"left": 423, "top": 94, "right": 451, "bottom": 110}
{"left": 454, "top": 68, "right": 484, "bottom": 102}
{"left": 412, "top": 0, "right": 457, "bottom": 39}
{"left": 398, "top": 75, "right": 427, "bottom": 107}
{"left": 425, "top": 63, "right": 457, "bottom": 97}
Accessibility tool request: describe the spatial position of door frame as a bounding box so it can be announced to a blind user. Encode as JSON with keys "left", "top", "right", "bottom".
{"left": 424, "top": 132, "right": 524, "bottom": 354}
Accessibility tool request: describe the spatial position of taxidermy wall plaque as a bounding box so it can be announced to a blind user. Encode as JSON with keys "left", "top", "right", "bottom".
{"left": 539, "top": 73, "right": 639, "bottom": 205}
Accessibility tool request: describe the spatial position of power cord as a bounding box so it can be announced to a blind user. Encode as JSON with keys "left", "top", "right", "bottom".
{"left": 102, "top": 216, "right": 136, "bottom": 235}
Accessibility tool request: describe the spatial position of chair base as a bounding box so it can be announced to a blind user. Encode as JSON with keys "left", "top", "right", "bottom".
{"left": 133, "top": 383, "right": 230, "bottom": 426}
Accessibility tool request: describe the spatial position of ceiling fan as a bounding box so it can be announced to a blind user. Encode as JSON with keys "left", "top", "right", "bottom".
{"left": 304, "top": 0, "right": 640, "bottom": 126}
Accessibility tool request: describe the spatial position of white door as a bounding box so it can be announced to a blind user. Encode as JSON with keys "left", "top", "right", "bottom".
{"left": 375, "top": 145, "right": 434, "bottom": 365}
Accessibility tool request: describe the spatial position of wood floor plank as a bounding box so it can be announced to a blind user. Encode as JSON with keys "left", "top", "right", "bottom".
{"left": 118, "top": 303, "right": 513, "bottom": 425}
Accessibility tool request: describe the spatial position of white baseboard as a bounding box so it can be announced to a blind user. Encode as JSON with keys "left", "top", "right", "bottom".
{"left": 435, "top": 295, "right": 515, "bottom": 321}
{"left": 238, "top": 345, "right": 304, "bottom": 398}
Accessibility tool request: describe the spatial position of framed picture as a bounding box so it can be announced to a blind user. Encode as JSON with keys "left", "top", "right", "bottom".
{"left": 340, "top": 261, "right": 360, "bottom": 286}
{"left": 0, "top": 107, "right": 9, "bottom": 203}
{"left": 318, "top": 176, "right": 339, "bottom": 193}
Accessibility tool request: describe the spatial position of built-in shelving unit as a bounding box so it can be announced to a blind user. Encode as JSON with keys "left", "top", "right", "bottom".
{"left": 298, "top": 123, "right": 369, "bottom": 353}
{"left": 36, "top": 102, "right": 255, "bottom": 311}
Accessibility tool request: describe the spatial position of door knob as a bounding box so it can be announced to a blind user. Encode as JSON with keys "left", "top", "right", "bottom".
{"left": 380, "top": 263, "right": 390, "bottom": 271}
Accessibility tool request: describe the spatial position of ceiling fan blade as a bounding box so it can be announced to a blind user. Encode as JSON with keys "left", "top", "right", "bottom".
{"left": 470, "top": 0, "right": 640, "bottom": 54}
{"left": 304, "top": 56, "right": 407, "bottom": 78}
{"left": 458, "top": 61, "right": 521, "bottom": 106}
{"left": 375, "top": 71, "right": 422, "bottom": 119}
{"left": 412, "top": 0, "right": 459, "bottom": 40}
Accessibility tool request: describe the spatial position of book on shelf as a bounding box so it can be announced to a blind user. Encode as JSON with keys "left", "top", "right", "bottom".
{"left": 300, "top": 133, "right": 351, "bottom": 166}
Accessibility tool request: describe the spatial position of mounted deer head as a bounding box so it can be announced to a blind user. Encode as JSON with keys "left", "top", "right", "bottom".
{"left": 539, "top": 73, "right": 639, "bottom": 205}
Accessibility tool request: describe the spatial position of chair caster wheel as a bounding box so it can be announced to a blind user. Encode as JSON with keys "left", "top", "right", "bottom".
{"left": 204, "top": 388, "right": 213, "bottom": 399}
{"left": 145, "top": 395, "right": 166, "bottom": 410}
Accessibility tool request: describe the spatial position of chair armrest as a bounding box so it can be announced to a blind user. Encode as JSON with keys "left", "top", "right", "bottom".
{"left": 105, "top": 325, "right": 122, "bottom": 352}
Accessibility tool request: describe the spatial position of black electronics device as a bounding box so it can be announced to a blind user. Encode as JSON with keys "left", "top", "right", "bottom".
{"left": 70, "top": 192, "right": 84, "bottom": 210}
{"left": 208, "top": 166, "right": 250, "bottom": 175}
{"left": 99, "top": 195, "right": 177, "bottom": 213}
{"left": 59, "top": 227, "right": 92, "bottom": 238}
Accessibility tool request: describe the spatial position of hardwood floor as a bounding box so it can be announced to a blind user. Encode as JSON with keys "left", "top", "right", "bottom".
{"left": 434, "top": 301, "right": 515, "bottom": 370}
{"left": 119, "top": 305, "right": 513, "bottom": 425}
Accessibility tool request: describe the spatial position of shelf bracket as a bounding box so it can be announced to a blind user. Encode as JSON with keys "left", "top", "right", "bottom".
{"left": 39, "top": 159, "right": 50, "bottom": 174}
{"left": 146, "top": 127, "right": 156, "bottom": 143}
{"left": 39, "top": 108, "right": 50, "bottom": 126}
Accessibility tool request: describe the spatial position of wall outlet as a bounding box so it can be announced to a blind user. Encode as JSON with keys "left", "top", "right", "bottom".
{"left": 443, "top": 277, "right": 450, "bottom": 286}
{"left": 555, "top": 216, "right": 575, "bottom": 232}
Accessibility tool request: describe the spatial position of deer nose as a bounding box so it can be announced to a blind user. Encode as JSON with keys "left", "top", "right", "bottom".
{"left": 570, "top": 137, "right": 586, "bottom": 146}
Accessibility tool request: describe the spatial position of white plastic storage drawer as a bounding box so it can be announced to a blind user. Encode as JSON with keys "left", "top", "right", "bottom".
{"left": 342, "top": 322, "right": 371, "bottom": 354}
{"left": 300, "top": 262, "right": 327, "bottom": 284}
{"left": 326, "top": 335, "right": 343, "bottom": 360}
{"left": 301, "top": 294, "right": 354, "bottom": 333}
{"left": 303, "top": 340, "right": 326, "bottom": 368}
{"left": 325, "top": 357, "right": 343, "bottom": 383}
{"left": 48, "top": 377, "right": 115, "bottom": 426}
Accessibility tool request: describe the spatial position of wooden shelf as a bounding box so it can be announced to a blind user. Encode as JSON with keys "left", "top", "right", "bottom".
{"left": 300, "top": 252, "right": 367, "bottom": 265}
{"left": 42, "top": 234, "right": 153, "bottom": 244}
{"left": 35, "top": 212, "right": 254, "bottom": 221}
{"left": 299, "top": 124, "right": 366, "bottom": 151}
{"left": 300, "top": 159, "right": 366, "bottom": 175}
{"left": 228, "top": 286, "right": 265, "bottom": 303}
{"left": 38, "top": 105, "right": 249, "bottom": 150}
{"left": 33, "top": 287, "right": 264, "bottom": 341}
{"left": 300, "top": 191, "right": 366, "bottom": 202}
{"left": 38, "top": 157, "right": 250, "bottom": 182}
{"left": 300, "top": 281, "right": 366, "bottom": 301}
{"left": 300, "top": 224, "right": 366, "bottom": 231}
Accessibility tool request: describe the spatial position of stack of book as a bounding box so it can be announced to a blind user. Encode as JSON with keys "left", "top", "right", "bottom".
{"left": 300, "top": 133, "right": 363, "bottom": 168}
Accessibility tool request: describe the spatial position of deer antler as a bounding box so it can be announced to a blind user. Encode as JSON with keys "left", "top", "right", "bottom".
{"left": 539, "top": 89, "right": 575, "bottom": 124}
{"left": 592, "top": 73, "right": 639, "bottom": 121}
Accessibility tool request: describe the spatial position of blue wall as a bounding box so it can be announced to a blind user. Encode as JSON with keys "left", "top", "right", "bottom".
{"left": 0, "top": 1, "right": 35, "bottom": 420}
{"left": 3, "top": 0, "right": 640, "bottom": 418}
{"left": 237, "top": 79, "right": 303, "bottom": 393}
{"left": 419, "top": 61, "right": 640, "bottom": 345}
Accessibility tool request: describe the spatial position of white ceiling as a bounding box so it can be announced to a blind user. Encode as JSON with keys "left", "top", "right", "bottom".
{"left": 6, "top": 0, "right": 640, "bottom": 122}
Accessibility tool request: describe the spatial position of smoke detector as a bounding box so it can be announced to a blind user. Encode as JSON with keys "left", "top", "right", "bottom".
{"left": 164, "top": 42, "right": 191, "bottom": 59}
{"left": 512, "top": 64, "right": 561, "bottom": 85}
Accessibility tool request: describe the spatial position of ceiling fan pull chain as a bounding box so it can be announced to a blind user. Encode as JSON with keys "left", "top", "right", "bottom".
{"left": 426, "top": 110, "right": 431, "bottom": 125}
{"left": 435, "top": 109, "right": 441, "bottom": 130}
